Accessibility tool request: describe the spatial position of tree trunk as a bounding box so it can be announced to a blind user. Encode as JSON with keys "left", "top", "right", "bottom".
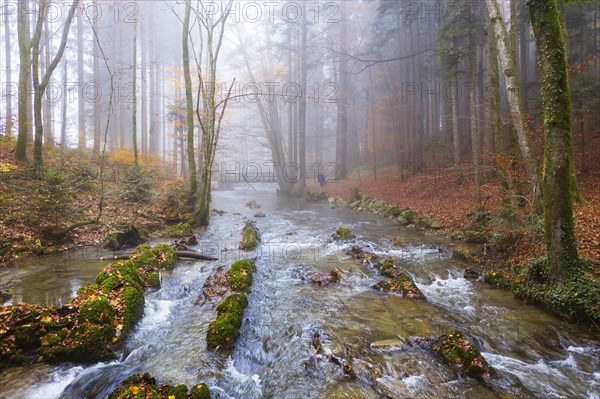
{"left": 298, "top": 2, "right": 307, "bottom": 191}
{"left": 60, "top": 59, "right": 67, "bottom": 163}
{"left": 132, "top": 19, "right": 138, "bottom": 165}
{"left": 77, "top": 8, "right": 85, "bottom": 149}
{"left": 182, "top": 0, "right": 198, "bottom": 195}
{"left": 485, "top": 0, "right": 542, "bottom": 211}
{"left": 527, "top": 0, "right": 579, "bottom": 280}
{"left": 335, "top": 2, "right": 348, "bottom": 180}
{"left": 93, "top": 16, "right": 101, "bottom": 153}
{"left": 16, "top": 1, "right": 31, "bottom": 161}
{"left": 32, "top": 0, "right": 79, "bottom": 167}
{"left": 43, "top": 17, "right": 53, "bottom": 145}
{"left": 140, "top": 12, "right": 147, "bottom": 154}
{"left": 5, "top": 6, "right": 13, "bottom": 138}
{"left": 469, "top": 35, "right": 480, "bottom": 198}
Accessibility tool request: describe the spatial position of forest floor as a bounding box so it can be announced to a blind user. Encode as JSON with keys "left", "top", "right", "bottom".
{"left": 308, "top": 164, "right": 600, "bottom": 268}
{"left": 0, "top": 138, "right": 188, "bottom": 268}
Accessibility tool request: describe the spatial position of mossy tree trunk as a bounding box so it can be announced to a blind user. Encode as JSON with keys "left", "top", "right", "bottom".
{"left": 527, "top": 0, "right": 579, "bottom": 280}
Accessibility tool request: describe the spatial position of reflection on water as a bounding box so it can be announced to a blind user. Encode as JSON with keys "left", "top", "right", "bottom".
{"left": 1, "top": 189, "right": 598, "bottom": 399}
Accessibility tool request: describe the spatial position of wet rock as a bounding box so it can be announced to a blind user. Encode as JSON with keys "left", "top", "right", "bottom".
{"left": 369, "top": 338, "right": 407, "bottom": 352}
{"left": 109, "top": 373, "right": 210, "bottom": 399}
{"left": 385, "top": 206, "right": 406, "bottom": 218}
{"left": 240, "top": 220, "right": 260, "bottom": 251}
{"left": 253, "top": 211, "right": 266, "bottom": 218}
{"left": 452, "top": 247, "right": 474, "bottom": 262}
{"left": 211, "top": 208, "right": 226, "bottom": 215}
{"left": 346, "top": 246, "right": 379, "bottom": 264}
{"left": 431, "top": 329, "right": 492, "bottom": 379}
{"left": 397, "top": 210, "right": 415, "bottom": 225}
{"left": 0, "top": 292, "right": 11, "bottom": 305}
{"left": 464, "top": 268, "right": 480, "bottom": 279}
{"left": 103, "top": 224, "right": 145, "bottom": 250}
{"left": 373, "top": 257, "right": 425, "bottom": 299}
{"left": 245, "top": 200, "right": 261, "bottom": 209}
{"left": 202, "top": 266, "right": 230, "bottom": 301}
{"left": 173, "top": 234, "right": 198, "bottom": 250}
{"left": 310, "top": 268, "right": 343, "bottom": 286}
{"left": 332, "top": 227, "right": 355, "bottom": 241}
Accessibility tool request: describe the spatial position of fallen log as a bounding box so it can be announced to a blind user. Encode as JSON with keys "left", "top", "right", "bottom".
{"left": 98, "top": 251, "right": 218, "bottom": 261}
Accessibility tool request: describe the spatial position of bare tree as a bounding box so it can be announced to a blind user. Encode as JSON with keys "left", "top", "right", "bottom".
{"left": 485, "top": 0, "right": 542, "bottom": 211}
{"left": 189, "top": 0, "right": 234, "bottom": 226}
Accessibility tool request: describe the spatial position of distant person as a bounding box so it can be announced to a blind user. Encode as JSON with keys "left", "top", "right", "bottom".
{"left": 318, "top": 172, "right": 325, "bottom": 188}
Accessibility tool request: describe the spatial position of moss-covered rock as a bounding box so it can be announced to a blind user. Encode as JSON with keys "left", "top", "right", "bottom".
{"left": 240, "top": 220, "right": 260, "bottom": 251}
{"left": 109, "top": 373, "right": 209, "bottom": 399}
{"left": 332, "top": 227, "right": 355, "bottom": 240}
{"left": 372, "top": 257, "right": 425, "bottom": 299}
{"left": 464, "top": 230, "right": 487, "bottom": 244}
{"left": 0, "top": 244, "right": 177, "bottom": 371}
{"left": 229, "top": 260, "right": 255, "bottom": 292}
{"left": 398, "top": 210, "right": 415, "bottom": 225}
{"left": 168, "top": 222, "right": 192, "bottom": 238}
{"left": 190, "top": 383, "right": 210, "bottom": 399}
{"left": 432, "top": 329, "right": 492, "bottom": 379}
{"left": 206, "top": 293, "right": 248, "bottom": 352}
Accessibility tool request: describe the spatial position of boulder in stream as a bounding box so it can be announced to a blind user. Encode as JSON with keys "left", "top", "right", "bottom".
{"left": 206, "top": 293, "right": 248, "bottom": 353}
{"left": 332, "top": 227, "right": 355, "bottom": 241}
{"left": 240, "top": 220, "right": 260, "bottom": 251}
{"left": 108, "top": 373, "right": 210, "bottom": 399}
{"left": 103, "top": 224, "right": 146, "bottom": 250}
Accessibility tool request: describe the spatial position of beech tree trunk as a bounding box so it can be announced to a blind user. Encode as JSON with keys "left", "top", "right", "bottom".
{"left": 485, "top": 0, "right": 542, "bottom": 211}
{"left": 182, "top": 0, "right": 198, "bottom": 195}
{"left": 527, "top": 0, "right": 579, "bottom": 280}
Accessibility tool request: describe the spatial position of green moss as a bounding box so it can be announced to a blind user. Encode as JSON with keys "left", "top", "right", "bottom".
{"left": 102, "top": 276, "right": 121, "bottom": 293}
{"left": 385, "top": 206, "right": 405, "bottom": 218}
{"left": 452, "top": 248, "right": 474, "bottom": 262}
{"left": 483, "top": 270, "right": 512, "bottom": 288}
{"left": 433, "top": 329, "right": 492, "bottom": 379}
{"left": 79, "top": 296, "right": 115, "bottom": 325}
{"left": 229, "top": 260, "right": 255, "bottom": 292}
{"left": 216, "top": 293, "right": 248, "bottom": 316}
{"left": 332, "top": 227, "right": 355, "bottom": 240}
{"left": 207, "top": 293, "right": 248, "bottom": 351}
{"left": 398, "top": 210, "right": 415, "bottom": 225}
{"left": 375, "top": 257, "right": 396, "bottom": 276}
{"left": 240, "top": 221, "right": 260, "bottom": 251}
{"left": 190, "top": 383, "right": 210, "bottom": 399}
{"left": 14, "top": 327, "right": 40, "bottom": 351}
{"left": 132, "top": 244, "right": 177, "bottom": 270}
{"left": 164, "top": 384, "right": 189, "bottom": 399}
{"left": 148, "top": 272, "right": 160, "bottom": 288}
{"left": 169, "top": 222, "right": 192, "bottom": 238}
{"left": 121, "top": 286, "right": 145, "bottom": 337}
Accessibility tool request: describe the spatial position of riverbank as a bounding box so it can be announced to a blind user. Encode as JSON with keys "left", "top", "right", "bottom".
{"left": 309, "top": 165, "right": 600, "bottom": 330}
{"left": 0, "top": 139, "right": 187, "bottom": 268}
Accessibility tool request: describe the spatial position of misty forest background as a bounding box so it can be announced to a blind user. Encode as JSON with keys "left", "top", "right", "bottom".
{"left": 0, "top": 0, "right": 599, "bottom": 270}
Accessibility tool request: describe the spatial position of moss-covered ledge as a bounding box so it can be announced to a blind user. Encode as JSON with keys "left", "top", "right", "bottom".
{"left": 240, "top": 220, "right": 260, "bottom": 251}
{"left": 206, "top": 293, "right": 248, "bottom": 353}
{"left": 0, "top": 244, "right": 176, "bottom": 371}
{"left": 109, "top": 373, "right": 210, "bottom": 399}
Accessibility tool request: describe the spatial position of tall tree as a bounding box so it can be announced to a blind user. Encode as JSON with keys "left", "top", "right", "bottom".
{"left": 31, "top": 0, "right": 80, "bottom": 166}
{"left": 485, "top": 0, "right": 542, "bottom": 211}
{"left": 335, "top": 1, "right": 348, "bottom": 179}
{"left": 298, "top": 1, "right": 308, "bottom": 191}
{"left": 77, "top": 6, "right": 86, "bottom": 149}
{"left": 182, "top": 0, "right": 197, "bottom": 195}
{"left": 4, "top": 4, "right": 13, "bottom": 138}
{"left": 527, "top": 0, "right": 579, "bottom": 280}
{"left": 15, "top": 0, "right": 33, "bottom": 160}
{"left": 92, "top": 13, "right": 101, "bottom": 153}
{"left": 132, "top": 16, "right": 138, "bottom": 164}
{"left": 189, "top": 0, "right": 234, "bottom": 226}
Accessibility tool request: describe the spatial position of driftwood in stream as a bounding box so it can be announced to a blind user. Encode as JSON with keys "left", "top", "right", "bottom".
{"left": 99, "top": 251, "right": 218, "bottom": 261}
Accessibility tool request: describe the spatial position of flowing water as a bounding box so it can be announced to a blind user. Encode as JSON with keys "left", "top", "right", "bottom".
{"left": 1, "top": 188, "right": 598, "bottom": 399}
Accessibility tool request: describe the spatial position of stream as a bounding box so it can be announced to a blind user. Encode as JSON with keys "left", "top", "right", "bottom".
{"left": 1, "top": 188, "right": 598, "bottom": 399}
